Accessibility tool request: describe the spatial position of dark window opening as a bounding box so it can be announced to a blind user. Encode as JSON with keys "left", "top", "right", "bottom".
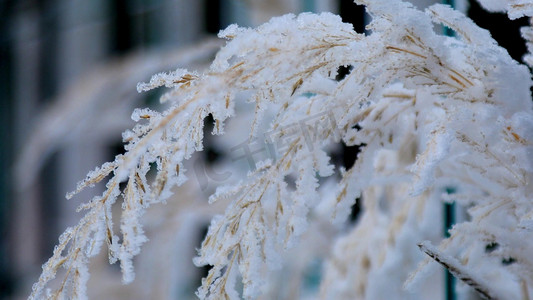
{"left": 203, "top": 114, "right": 224, "bottom": 163}
{"left": 110, "top": 0, "right": 135, "bottom": 54}
{"left": 109, "top": 140, "right": 127, "bottom": 159}
{"left": 348, "top": 197, "right": 362, "bottom": 223}
{"left": 468, "top": 0, "right": 528, "bottom": 63}
{"left": 339, "top": 0, "right": 366, "bottom": 34}
{"left": 330, "top": 140, "right": 364, "bottom": 173}
{"left": 37, "top": 0, "right": 59, "bottom": 102}
{"left": 197, "top": 225, "right": 213, "bottom": 281}
{"left": 336, "top": 65, "right": 353, "bottom": 81}
{"left": 204, "top": 0, "right": 222, "bottom": 34}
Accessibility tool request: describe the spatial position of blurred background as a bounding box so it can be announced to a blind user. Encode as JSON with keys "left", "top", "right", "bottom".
{"left": 0, "top": 0, "right": 528, "bottom": 299}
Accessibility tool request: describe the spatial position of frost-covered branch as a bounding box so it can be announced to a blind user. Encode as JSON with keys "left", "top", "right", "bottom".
{"left": 30, "top": 0, "right": 533, "bottom": 299}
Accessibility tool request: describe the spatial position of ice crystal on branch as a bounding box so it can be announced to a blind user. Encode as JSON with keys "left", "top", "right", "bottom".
{"left": 30, "top": 0, "right": 533, "bottom": 299}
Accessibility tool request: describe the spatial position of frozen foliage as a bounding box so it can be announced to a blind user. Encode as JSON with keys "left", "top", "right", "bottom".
{"left": 31, "top": 0, "right": 533, "bottom": 299}
{"left": 476, "top": 0, "right": 533, "bottom": 19}
{"left": 16, "top": 38, "right": 222, "bottom": 190}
